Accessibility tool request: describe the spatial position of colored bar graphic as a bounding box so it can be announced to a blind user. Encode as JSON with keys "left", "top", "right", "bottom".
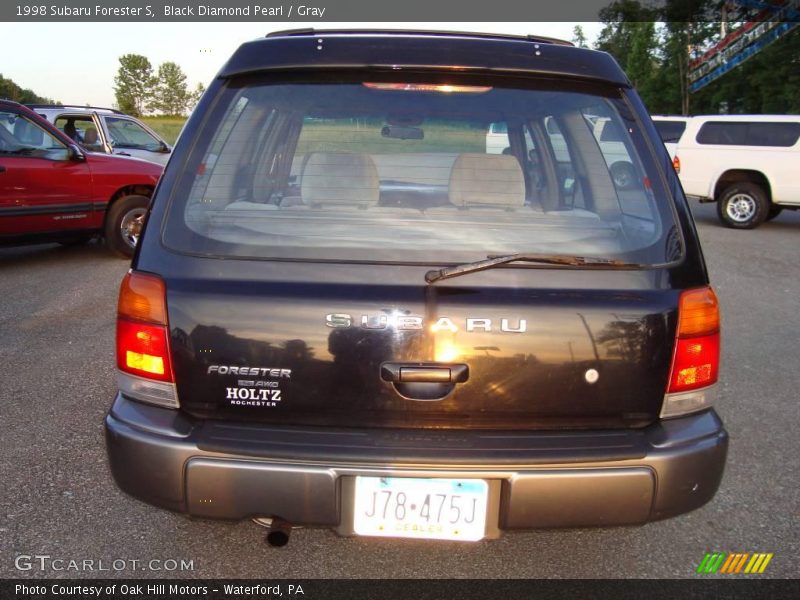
{"left": 733, "top": 553, "right": 749, "bottom": 573}
{"left": 696, "top": 553, "right": 713, "bottom": 573}
{"left": 719, "top": 553, "right": 736, "bottom": 573}
{"left": 697, "top": 552, "right": 773, "bottom": 574}
{"left": 697, "top": 552, "right": 727, "bottom": 574}
{"left": 759, "top": 554, "right": 774, "bottom": 573}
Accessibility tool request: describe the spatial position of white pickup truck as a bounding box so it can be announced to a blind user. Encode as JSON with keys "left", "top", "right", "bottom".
{"left": 652, "top": 114, "right": 800, "bottom": 229}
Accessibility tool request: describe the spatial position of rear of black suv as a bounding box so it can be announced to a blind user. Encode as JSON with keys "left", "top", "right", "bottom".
{"left": 105, "top": 31, "right": 727, "bottom": 541}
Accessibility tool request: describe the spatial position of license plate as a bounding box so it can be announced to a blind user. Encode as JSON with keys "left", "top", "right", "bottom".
{"left": 353, "top": 477, "right": 489, "bottom": 541}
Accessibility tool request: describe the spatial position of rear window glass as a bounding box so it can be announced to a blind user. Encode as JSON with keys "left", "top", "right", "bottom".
{"left": 696, "top": 121, "right": 800, "bottom": 147}
{"left": 654, "top": 120, "right": 686, "bottom": 144}
{"left": 163, "top": 74, "right": 681, "bottom": 266}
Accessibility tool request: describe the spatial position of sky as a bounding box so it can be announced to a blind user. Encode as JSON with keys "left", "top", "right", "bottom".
{"left": 0, "top": 22, "right": 603, "bottom": 108}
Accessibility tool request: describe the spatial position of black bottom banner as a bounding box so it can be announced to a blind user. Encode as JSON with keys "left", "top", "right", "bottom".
{"left": 3, "top": 579, "right": 799, "bottom": 600}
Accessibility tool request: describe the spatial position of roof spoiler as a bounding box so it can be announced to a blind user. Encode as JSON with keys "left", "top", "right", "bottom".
{"left": 264, "top": 28, "right": 574, "bottom": 47}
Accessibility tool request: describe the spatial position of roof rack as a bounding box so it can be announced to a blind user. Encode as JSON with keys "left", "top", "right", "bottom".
{"left": 25, "top": 104, "right": 124, "bottom": 114}
{"left": 264, "top": 28, "right": 573, "bottom": 47}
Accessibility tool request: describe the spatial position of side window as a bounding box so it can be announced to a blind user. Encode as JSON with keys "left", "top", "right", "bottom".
{"left": 585, "top": 112, "right": 639, "bottom": 187}
{"left": 598, "top": 120, "right": 624, "bottom": 142}
{"left": 745, "top": 122, "right": 800, "bottom": 147}
{"left": 696, "top": 122, "right": 748, "bottom": 145}
{"left": 697, "top": 121, "right": 800, "bottom": 147}
{"left": 654, "top": 120, "right": 686, "bottom": 144}
{"left": 544, "top": 116, "right": 571, "bottom": 163}
{"left": 581, "top": 106, "right": 658, "bottom": 224}
{"left": 55, "top": 115, "right": 104, "bottom": 152}
{"left": 0, "top": 111, "right": 68, "bottom": 160}
{"left": 187, "top": 97, "right": 272, "bottom": 209}
{"left": 105, "top": 117, "right": 162, "bottom": 150}
{"left": 541, "top": 116, "right": 575, "bottom": 200}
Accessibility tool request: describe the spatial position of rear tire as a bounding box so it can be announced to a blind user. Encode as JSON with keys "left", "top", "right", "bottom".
{"left": 766, "top": 205, "right": 783, "bottom": 221}
{"left": 104, "top": 195, "right": 150, "bottom": 258}
{"left": 716, "top": 183, "right": 768, "bottom": 229}
{"left": 610, "top": 161, "right": 637, "bottom": 190}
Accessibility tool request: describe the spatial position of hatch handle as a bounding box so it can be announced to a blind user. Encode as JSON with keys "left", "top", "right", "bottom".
{"left": 380, "top": 363, "right": 469, "bottom": 384}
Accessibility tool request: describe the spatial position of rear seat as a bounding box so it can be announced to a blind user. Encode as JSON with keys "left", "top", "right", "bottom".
{"left": 228, "top": 151, "right": 595, "bottom": 220}
{"left": 425, "top": 153, "right": 526, "bottom": 215}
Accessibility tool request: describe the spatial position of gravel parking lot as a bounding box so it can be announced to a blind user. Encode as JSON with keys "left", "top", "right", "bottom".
{"left": 1, "top": 202, "right": 798, "bottom": 579}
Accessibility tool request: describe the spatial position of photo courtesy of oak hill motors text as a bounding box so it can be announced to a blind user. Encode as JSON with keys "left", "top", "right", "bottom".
{"left": 15, "top": 583, "right": 302, "bottom": 596}
{"left": 25, "top": 4, "right": 328, "bottom": 17}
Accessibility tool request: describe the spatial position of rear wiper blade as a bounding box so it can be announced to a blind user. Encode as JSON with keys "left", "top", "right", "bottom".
{"left": 425, "top": 253, "right": 636, "bottom": 284}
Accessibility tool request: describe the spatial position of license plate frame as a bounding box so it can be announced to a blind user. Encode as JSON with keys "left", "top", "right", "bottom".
{"left": 352, "top": 476, "right": 489, "bottom": 541}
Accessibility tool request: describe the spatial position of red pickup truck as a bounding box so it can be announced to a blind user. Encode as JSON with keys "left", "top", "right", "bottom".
{"left": 0, "top": 100, "right": 163, "bottom": 257}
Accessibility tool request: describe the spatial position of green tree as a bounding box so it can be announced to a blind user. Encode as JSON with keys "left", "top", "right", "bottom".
{"left": 150, "top": 62, "right": 191, "bottom": 116}
{"left": 626, "top": 22, "right": 657, "bottom": 97}
{"left": 572, "top": 25, "right": 589, "bottom": 49}
{"left": 596, "top": 0, "right": 658, "bottom": 69}
{"left": 189, "top": 82, "right": 206, "bottom": 110}
{"left": 0, "top": 74, "right": 58, "bottom": 104}
{"left": 597, "top": 1, "right": 718, "bottom": 115}
{"left": 113, "top": 54, "right": 155, "bottom": 117}
{"left": 657, "top": 0, "right": 718, "bottom": 116}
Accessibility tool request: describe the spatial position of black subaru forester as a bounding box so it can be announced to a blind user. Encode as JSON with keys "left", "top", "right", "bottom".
{"left": 106, "top": 30, "right": 727, "bottom": 542}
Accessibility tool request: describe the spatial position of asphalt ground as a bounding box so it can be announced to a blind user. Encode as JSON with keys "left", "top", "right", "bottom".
{"left": 1, "top": 202, "right": 798, "bottom": 579}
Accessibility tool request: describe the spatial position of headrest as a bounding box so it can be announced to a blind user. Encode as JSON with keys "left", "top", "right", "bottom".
{"left": 300, "top": 152, "right": 379, "bottom": 207}
{"left": 449, "top": 153, "right": 525, "bottom": 209}
{"left": 83, "top": 127, "right": 99, "bottom": 145}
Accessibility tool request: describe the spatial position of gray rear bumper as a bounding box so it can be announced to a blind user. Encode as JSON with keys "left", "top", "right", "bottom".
{"left": 105, "top": 394, "right": 727, "bottom": 534}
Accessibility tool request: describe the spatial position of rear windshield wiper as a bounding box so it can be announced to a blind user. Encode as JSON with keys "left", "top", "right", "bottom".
{"left": 425, "top": 253, "right": 639, "bottom": 283}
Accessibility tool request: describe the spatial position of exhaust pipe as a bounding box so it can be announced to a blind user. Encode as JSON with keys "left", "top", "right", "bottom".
{"left": 252, "top": 516, "right": 294, "bottom": 547}
{"left": 265, "top": 517, "right": 292, "bottom": 547}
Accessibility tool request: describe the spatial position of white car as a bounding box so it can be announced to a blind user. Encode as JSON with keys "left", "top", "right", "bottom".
{"left": 485, "top": 122, "right": 510, "bottom": 154}
{"left": 30, "top": 105, "right": 172, "bottom": 166}
{"left": 652, "top": 115, "right": 690, "bottom": 159}
{"left": 653, "top": 114, "right": 800, "bottom": 228}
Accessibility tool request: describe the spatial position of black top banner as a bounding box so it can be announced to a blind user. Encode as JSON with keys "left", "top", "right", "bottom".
{"left": 5, "top": 1, "right": 798, "bottom": 23}
{"left": 1, "top": 0, "right": 670, "bottom": 22}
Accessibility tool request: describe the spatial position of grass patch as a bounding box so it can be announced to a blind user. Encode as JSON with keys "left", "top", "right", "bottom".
{"left": 141, "top": 116, "right": 187, "bottom": 145}
{"left": 296, "top": 119, "right": 485, "bottom": 154}
{"left": 139, "top": 117, "right": 486, "bottom": 152}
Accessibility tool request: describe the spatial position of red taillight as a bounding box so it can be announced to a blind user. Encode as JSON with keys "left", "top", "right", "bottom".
{"left": 117, "top": 319, "right": 173, "bottom": 381}
{"left": 116, "top": 272, "right": 173, "bottom": 383}
{"left": 667, "top": 287, "right": 720, "bottom": 394}
{"left": 669, "top": 333, "right": 720, "bottom": 392}
{"left": 672, "top": 155, "right": 681, "bottom": 173}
